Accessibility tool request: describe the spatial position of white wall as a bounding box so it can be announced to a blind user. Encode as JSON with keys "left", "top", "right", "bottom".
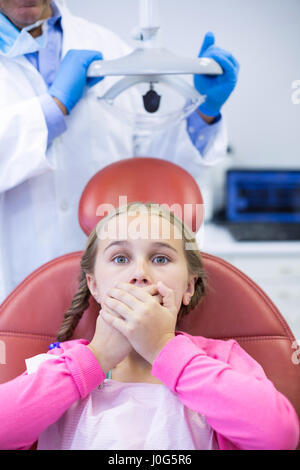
{"left": 66, "top": 0, "right": 300, "bottom": 168}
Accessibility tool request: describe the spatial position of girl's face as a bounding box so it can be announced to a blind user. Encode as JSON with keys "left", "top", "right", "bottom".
{"left": 86, "top": 211, "right": 197, "bottom": 313}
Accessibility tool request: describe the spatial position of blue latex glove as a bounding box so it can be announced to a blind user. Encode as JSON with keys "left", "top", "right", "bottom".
{"left": 194, "top": 32, "right": 240, "bottom": 117}
{"left": 49, "top": 49, "right": 104, "bottom": 113}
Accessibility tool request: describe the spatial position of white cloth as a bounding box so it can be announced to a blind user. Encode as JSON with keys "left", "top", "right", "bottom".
{"left": 25, "top": 353, "right": 56, "bottom": 374}
{"left": 0, "top": 0, "right": 228, "bottom": 302}
{"left": 37, "top": 379, "right": 219, "bottom": 450}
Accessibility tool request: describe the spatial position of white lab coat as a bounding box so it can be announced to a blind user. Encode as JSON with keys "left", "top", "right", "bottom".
{"left": 0, "top": 0, "right": 227, "bottom": 302}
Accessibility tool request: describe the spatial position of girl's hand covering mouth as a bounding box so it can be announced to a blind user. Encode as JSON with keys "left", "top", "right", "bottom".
{"left": 101, "top": 281, "right": 177, "bottom": 364}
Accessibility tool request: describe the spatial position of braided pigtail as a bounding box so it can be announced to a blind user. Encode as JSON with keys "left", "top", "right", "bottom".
{"left": 56, "top": 270, "right": 92, "bottom": 342}
{"left": 56, "top": 227, "right": 99, "bottom": 342}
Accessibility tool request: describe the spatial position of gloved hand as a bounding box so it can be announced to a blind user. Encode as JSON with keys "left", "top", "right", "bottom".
{"left": 49, "top": 49, "right": 104, "bottom": 113}
{"left": 194, "top": 32, "right": 240, "bottom": 117}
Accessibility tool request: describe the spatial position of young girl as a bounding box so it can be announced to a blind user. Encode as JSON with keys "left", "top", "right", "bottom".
{"left": 0, "top": 202, "right": 299, "bottom": 450}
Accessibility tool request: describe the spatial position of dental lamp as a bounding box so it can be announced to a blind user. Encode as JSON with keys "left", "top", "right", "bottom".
{"left": 87, "top": 0, "right": 223, "bottom": 130}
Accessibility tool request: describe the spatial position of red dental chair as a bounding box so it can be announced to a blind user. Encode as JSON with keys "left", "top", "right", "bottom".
{"left": 0, "top": 157, "right": 299, "bottom": 448}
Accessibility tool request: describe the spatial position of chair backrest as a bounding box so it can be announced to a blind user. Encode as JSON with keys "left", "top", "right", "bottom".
{"left": 0, "top": 156, "right": 299, "bottom": 446}
{"left": 78, "top": 157, "right": 204, "bottom": 235}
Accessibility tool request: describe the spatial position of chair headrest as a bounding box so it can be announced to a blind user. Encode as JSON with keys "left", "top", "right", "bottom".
{"left": 78, "top": 157, "right": 204, "bottom": 235}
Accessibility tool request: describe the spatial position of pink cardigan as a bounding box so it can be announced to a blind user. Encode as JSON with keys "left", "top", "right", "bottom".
{"left": 0, "top": 331, "right": 299, "bottom": 450}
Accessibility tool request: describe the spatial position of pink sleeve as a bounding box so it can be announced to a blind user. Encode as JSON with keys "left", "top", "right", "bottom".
{"left": 0, "top": 342, "right": 105, "bottom": 450}
{"left": 152, "top": 335, "right": 300, "bottom": 450}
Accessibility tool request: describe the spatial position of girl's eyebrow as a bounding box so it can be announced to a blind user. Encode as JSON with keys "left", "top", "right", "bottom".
{"left": 104, "top": 240, "right": 178, "bottom": 253}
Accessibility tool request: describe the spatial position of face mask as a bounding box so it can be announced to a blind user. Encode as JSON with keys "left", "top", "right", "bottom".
{"left": 0, "top": 12, "right": 48, "bottom": 58}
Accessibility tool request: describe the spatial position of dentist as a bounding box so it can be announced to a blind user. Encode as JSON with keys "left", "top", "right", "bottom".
{"left": 0, "top": 0, "right": 239, "bottom": 302}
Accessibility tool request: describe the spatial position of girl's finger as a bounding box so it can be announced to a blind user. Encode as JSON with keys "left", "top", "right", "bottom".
{"left": 100, "top": 306, "right": 121, "bottom": 319}
{"left": 104, "top": 296, "right": 132, "bottom": 320}
{"left": 156, "top": 281, "right": 177, "bottom": 313}
{"left": 114, "top": 282, "right": 159, "bottom": 303}
{"left": 101, "top": 309, "right": 128, "bottom": 336}
{"left": 107, "top": 287, "right": 142, "bottom": 310}
{"left": 152, "top": 293, "right": 163, "bottom": 305}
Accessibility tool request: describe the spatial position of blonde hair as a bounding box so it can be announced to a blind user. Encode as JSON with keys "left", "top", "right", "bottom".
{"left": 56, "top": 202, "right": 206, "bottom": 342}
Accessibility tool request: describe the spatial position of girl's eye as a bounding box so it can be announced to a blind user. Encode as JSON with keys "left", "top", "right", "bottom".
{"left": 113, "top": 255, "right": 129, "bottom": 264}
{"left": 111, "top": 255, "right": 170, "bottom": 264}
{"left": 153, "top": 255, "right": 169, "bottom": 264}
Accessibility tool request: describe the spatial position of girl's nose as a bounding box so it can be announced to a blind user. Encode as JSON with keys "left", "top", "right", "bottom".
{"left": 129, "top": 261, "right": 152, "bottom": 287}
{"left": 130, "top": 276, "right": 151, "bottom": 286}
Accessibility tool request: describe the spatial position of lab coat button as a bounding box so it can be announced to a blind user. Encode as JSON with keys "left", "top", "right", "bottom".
{"left": 60, "top": 200, "right": 69, "bottom": 211}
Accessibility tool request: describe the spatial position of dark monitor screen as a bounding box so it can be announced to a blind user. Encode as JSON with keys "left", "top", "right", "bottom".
{"left": 226, "top": 170, "right": 300, "bottom": 222}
